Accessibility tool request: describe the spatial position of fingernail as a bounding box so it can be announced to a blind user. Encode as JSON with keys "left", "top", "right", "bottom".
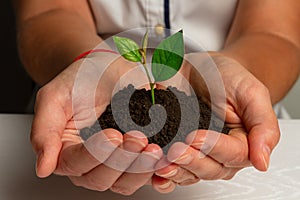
{"left": 99, "top": 137, "right": 122, "bottom": 152}
{"left": 178, "top": 178, "right": 200, "bottom": 186}
{"left": 159, "top": 181, "right": 172, "bottom": 189}
{"left": 123, "top": 137, "right": 147, "bottom": 152}
{"left": 107, "top": 137, "right": 123, "bottom": 145}
{"left": 142, "top": 151, "right": 161, "bottom": 160}
{"left": 125, "top": 137, "right": 147, "bottom": 147}
{"left": 173, "top": 154, "right": 193, "bottom": 165}
{"left": 157, "top": 168, "right": 178, "bottom": 178}
{"left": 35, "top": 151, "right": 43, "bottom": 176}
{"left": 262, "top": 146, "right": 271, "bottom": 170}
{"left": 190, "top": 142, "right": 204, "bottom": 149}
{"left": 36, "top": 151, "right": 42, "bottom": 165}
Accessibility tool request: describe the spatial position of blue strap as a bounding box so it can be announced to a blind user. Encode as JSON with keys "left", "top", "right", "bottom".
{"left": 164, "top": 0, "right": 171, "bottom": 36}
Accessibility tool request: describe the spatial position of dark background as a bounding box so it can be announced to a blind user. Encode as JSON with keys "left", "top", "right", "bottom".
{"left": 1, "top": 1, "right": 34, "bottom": 113}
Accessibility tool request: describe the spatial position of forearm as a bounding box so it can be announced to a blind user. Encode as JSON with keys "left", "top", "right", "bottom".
{"left": 16, "top": 9, "right": 102, "bottom": 85}
{"left": 221, "top": 32, "right": 300, "bottom": 104}
{"left": 218, "top": 0, "right": 300, "bottom": 104}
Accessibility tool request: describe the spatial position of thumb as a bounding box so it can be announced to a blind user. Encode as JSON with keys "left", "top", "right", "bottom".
{"left": 248, "top": 116, "right": 280, "bottom": 171}
{"left": 31, "top": 89, "right": 66, "bottom": 178}
{"left": 241, "top": 88, "right": 280, "bottom": 171}
{"left": 33, "top": 130, "right": 62, "bottom": 178}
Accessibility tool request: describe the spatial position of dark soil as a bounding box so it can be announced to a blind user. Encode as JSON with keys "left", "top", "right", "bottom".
{"left": 80, "top": 84, "right": 230, "bottom": 152}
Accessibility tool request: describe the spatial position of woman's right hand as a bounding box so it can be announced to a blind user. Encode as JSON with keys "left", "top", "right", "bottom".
{"left": 31, "top": 53, "right": 163, "bottom": 196}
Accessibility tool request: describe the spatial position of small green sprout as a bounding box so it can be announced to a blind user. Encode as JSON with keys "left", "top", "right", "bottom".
{"left": 113, "top": 29, "right": 184, "bottom": 104}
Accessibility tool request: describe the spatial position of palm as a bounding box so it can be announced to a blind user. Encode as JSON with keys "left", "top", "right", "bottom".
{"left": 152, "top": 53, "right": 280, "bottom": 191}
{"left": 180, "top": 52, "right": 279, "bottom": 169}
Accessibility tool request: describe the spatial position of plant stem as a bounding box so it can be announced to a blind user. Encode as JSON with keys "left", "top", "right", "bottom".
{"left": 141, "top": 62, "right": 155, "bottom": 104}
{"left": 150, "top": 83, "right": 155, "bottom": 105}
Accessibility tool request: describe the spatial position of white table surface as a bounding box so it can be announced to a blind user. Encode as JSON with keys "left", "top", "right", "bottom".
{"left": 1, "top": 114, "right": 300, "bottom": 200}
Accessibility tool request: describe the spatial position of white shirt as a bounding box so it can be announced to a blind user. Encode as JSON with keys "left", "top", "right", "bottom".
{"left": 88, "top": 0, "right": 290, "bottom": 119}
{"left": 89, "top": 0, "right": 237, "bottom": 51}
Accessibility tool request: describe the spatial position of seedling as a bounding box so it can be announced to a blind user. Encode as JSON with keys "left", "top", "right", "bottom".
{"left": 113, "top": 30, "right": 184, "bottom": 104}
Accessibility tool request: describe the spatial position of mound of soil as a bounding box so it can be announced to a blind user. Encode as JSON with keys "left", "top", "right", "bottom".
{"left": 80, "top": 84, "right": 230, "bottom": 152}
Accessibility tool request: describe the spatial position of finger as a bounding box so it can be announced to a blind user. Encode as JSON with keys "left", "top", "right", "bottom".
{"left": 185, "top": 129, "right": 251, "bottom": 168}
{"left": 70, "top": 131, "right": 147, "bottom": 192}
{"left": 237, "top": 86, "right": 280, "bottom": 171}
{"left": 177, "top": 168, "right": 242, "bottom": 186}
{"left": 222, "top": 168, "right": 243, "bottom": 180}
{"left": 110, "top": 144, "right": 163, "bottom": 195}
{"left": 155, "top": 158, "right": 197, "bottom": 184}
{"left": 177, "top": 178, "right": 201, "bottom": 186}
{"left": 54, "top": 129, "right": 123, "bottom": 176}
{"left": 152, "top": 175, "right": 176, "bottom": 194}
{"left": 31, "top": 87, "right": 67, "bottom": 178}
{"left": 207, "top": 55, "right": 280, "bottom": 171}
{"left": 167, "top": 142, "right": 232, "bottom": 180}
{"left": 248, "top": 115, "right": 280, "bottom": 171}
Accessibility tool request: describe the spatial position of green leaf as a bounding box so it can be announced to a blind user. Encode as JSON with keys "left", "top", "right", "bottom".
{"left": 151, "top": 30, "right": 184, "bottom": 82}
{"left": 113, "top": 36, "right": 142, "bottom": 62}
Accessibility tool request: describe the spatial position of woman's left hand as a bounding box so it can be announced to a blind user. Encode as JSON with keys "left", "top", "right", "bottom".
{"left": 152, "top": 52, "right": 280, "bottom": 193}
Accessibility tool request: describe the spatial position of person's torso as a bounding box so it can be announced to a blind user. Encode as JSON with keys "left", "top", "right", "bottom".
{"left": 89, "top": 0, "right": 238, "bottom": 51}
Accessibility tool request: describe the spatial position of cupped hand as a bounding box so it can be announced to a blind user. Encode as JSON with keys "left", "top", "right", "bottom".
{"left": 152, "top": 52, "right": 280, "bottom": 193}
{"left": 31, "top": 54, "right": 163, "bottom": 195}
